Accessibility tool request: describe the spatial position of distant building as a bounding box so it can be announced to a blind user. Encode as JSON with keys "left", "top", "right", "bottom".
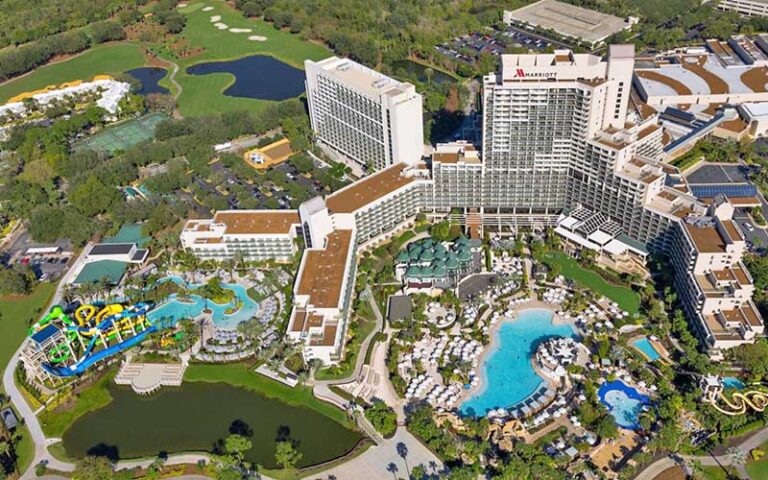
{"left": 718, "top": 0, "right": 768, "bottom": 17}
{"left": 305, "top": 57, "right": 424, "bottom": 171}
{"left": 503, "top": 0, "right": 635, "bottom": 49}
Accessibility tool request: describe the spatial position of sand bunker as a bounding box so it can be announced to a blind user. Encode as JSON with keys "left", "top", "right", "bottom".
{"left": 210, "top": 15, "right": 221, "bottom": 22}
{"left": 248, "top": 35, "right": 267, "bottom": 41}
{"left": 202, "top": 6, "right": 214, "bottom": 11}
{"left": 229, "top": 28, "right": 252, "bottom": 33}
{"left": 214, "top": 22, "right": 228, "bottom": 29}
{"left": 177, "top": 2, "right": 188, "bottom": 7}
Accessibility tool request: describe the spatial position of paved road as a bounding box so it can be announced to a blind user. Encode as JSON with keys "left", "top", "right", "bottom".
{"left": 318, "top": 427, "right": 442, "bottom": 480}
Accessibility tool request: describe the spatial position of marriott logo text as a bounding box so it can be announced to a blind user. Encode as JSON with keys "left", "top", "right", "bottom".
{"left": 513, "top": 69, "right": 557, "bottom": 78}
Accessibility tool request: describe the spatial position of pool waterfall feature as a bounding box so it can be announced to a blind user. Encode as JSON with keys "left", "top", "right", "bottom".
{"left": 460, "top": 308, "right": 575, "bottom": 417}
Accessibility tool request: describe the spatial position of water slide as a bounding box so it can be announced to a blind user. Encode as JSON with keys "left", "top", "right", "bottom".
{"left": 42, "top": 325, "right": 158, "bottom": 377}
{"left": 39, "top": 302, "right": 156, "bottom": 377}
{"left": 28, "top": 306, "right": 76, "bottom": 335}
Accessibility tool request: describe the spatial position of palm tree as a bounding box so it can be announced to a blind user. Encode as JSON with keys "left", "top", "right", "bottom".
{"left": 726, "top": 447, "right": 747, "bottom": 478}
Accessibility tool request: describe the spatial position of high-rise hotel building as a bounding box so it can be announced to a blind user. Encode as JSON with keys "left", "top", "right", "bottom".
{"left": 182, "top": 47, "right": 763, "bottom": 362}
{"left": 305, "top": 57, "right": 424, "bottom": 171}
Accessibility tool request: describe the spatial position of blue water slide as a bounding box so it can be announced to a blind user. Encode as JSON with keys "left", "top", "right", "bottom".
{"left": 41, "top": 326, "right": 157, "bottom": 377}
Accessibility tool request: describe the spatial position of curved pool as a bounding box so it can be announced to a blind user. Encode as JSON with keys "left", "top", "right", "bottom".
{"left": 460, "top": 308, "right": 575, "bottom": 417}
{"left": 598, "top": 380, "right": 651, "bottom": 430}
{"left": 147, "top": 276, "right": 259, "bottom": 329}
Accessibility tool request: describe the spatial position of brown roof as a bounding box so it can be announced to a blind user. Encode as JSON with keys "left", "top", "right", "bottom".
{"left": 722, "top": 220, "right": 743, "bottom": 242}
{"left": 433, "top": 152, "right": 460, "bottom": 163}
{"left": 309, "top": 324, "right": 338, "bottom": 346}
{"left": 214, "top": 211, "right": 300, "bottom": 235}
{"left": 681, "top": 58, "right": 729, "bottom": 95}
{"left": 718, "top": 118, "right": 748, "bottom": 134}
{"left": 289, "top": 310, "right": 325, "bottom": 333}
{"left": 637, "top": 124, "right": 660, "bottom": 140}
{"left": 741, "top": 67, "right": 768, "bottom": 93}
{"left": 742, "top": 303, "right": 763, "bottom": 328}
{"left": 684, "top": 223, "right": 726, "bottom": 253}
{"left": 326, "top": 164, "right": 415, "bottom": 214}
{"left": 733, "top": 264, "right": 750, "bottom": 285}
{"left": 642, "top": 174, "right": 662, "bottom": 184}
{"left": 297, "top": 229, "right": 353, "bottom": 308}
{"left": 635, "top": 70, "right": 692, "bottom": 96}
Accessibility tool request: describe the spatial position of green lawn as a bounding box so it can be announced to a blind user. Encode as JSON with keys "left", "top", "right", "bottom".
{"left": 0, "top": 283, "right": 56, "bottom": 373}
{"left": 184, "top": 363, "right": 353, "bottom": 428}
{"left": 0, "top": 284, "right": 55, "bottom": 475}
{"left": 0, "top": 44, "right": 147, "bottom": 104}
{"left": 38, "top": 372, "right": 114, "bottom": 438}
{"left": 701, "top": 465, "right": 733, "bottom": 480}
{"left": 166, "top": 0, "right": 330, "bottom": 116}
{"left": 747, "top": 443, "right": 768, "bottom": 479}
{"left": 541, "top": 251, "right": 640, "bottom": 315}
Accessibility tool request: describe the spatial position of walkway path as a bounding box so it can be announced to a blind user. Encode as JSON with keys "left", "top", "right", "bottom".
{"left": 634, "top": 424, "right": 768, "bottom": 480}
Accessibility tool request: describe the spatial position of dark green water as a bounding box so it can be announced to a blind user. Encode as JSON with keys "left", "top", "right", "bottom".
{"left": 62, "top": 382, "right": 362, "bottom": 468}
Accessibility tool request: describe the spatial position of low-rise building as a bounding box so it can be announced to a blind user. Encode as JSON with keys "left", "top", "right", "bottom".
{"left": 180, "top": 210, "right": 301, "bottom": 262}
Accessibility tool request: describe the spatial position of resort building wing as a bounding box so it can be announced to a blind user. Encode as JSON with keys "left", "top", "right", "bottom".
{"left": 181, "top": 47, "right": 765, "bottom": 364}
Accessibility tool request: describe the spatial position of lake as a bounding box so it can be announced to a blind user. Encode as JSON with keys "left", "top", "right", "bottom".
{"left": 62, "top": 382, "right": 362, "bottom": 468}
{"left": 186, "top": 55, "right": 305, "bottom": 101}
{"left": 125, "top": 67, "right": 170, "bottom": 96}
{"left": 391, "top": 60, "right": 455, "bottom": 85}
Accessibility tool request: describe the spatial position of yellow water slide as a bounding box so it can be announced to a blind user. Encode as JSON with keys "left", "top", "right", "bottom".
{"left": 75, "top": 305, "right": 97, "bottom": 327}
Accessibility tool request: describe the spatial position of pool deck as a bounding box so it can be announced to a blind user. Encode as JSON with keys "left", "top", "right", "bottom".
{"left": 628, "top": 335, "right": 672, "bottom": 363}
{"left": 458, "top": 300, "right": 576, "bottom": 414}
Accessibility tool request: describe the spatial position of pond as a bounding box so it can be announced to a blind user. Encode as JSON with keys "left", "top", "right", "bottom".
{"left": 125, "top": 67, "right": 170, "bottom": 96}
{"left": 391, "top": 60, "right": 456, "bottom": 85}
{"left": 460, "top": 308, "right": 575, "bottom": 417}
{"left": 147, "top": 276, "right": 259, "bottom": 330}
{"left": 186, "top": 55, "right": 305, "bottom": 101}
{"left": 62, "top": 382, "right": 363, "bottom": 468}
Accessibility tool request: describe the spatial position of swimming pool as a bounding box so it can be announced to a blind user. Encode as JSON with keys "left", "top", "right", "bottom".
{"left": 631, "top": 337, "right": 662, "bottom": 361}
{"left": 147, "top": 277, "right": 259, "bottom": 330}
{"left": 460, "top": 309, "right": 575, "bottom": 417}
{"left": 598, "top": 380, "right": 651, "bottom": 430}
{"left": 723, "top": 376, "right": 745, "bottom": 390}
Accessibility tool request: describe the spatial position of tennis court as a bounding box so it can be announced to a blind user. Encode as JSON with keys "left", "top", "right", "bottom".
{"left": 74, "top": 112, "right": 168, "bottom": 154}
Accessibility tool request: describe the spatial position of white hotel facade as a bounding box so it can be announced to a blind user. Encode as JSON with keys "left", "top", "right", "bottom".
{"left": 305, "top": 57, "right": 424, "bottom": 172}
{"left": 182, "top": 48, "right": 764, "bottom": 363}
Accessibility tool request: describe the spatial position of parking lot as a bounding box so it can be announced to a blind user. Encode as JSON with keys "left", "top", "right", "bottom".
{"left": 435, "top": 26, "right": 557, "bottom": 65}
{"left": 2, "top": 231, "right": 73, "bottom": 281}
{"left": 194, "top": 156, "right": 332, "bottom": 213}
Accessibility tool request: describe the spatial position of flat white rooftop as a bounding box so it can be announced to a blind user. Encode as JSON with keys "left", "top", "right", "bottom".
{"left": 504, "top": 0, "right": 629, "bottom": 45}
{"left": 635, "top": 54, "right": 768, "bottom": 99}
{"left": 312, "top": 56, "right": 410, "bottom": 98}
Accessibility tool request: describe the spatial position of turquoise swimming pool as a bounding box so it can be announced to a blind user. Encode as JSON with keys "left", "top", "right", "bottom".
{"left": 460, "top": 308, "right": 575, "bottom": 417}
{"left": 598, "top": 380, "right": 651, "bottom": 430}
{"left": 631, "top": 337, "right": 662, "bottom": 361}
{"left": 723, "top": 376, "right": 745, "bottom": 390}
{"left": 147, "top": 276, "right": 259, "bottom": 329}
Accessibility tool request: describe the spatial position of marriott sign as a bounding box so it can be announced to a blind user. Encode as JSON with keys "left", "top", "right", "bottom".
{"left": 513, "top": 68, "right": 557, "bottom": 78}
